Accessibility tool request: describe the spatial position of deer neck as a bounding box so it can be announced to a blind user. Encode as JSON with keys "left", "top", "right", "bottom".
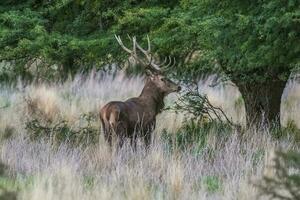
{"left": 139, "top": 80, "right": 165, "bottom": 114}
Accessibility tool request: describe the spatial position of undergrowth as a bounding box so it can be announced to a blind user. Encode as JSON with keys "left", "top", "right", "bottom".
{"left": 162, "top": 120, "right": 232, "bottom": 155}
{"left": 25, "top": 113, "right": 99, "bottom": 147}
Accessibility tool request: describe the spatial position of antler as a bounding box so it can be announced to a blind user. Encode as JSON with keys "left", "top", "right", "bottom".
{"left": 115, "top": 35, "right": 175, "bottom": 74}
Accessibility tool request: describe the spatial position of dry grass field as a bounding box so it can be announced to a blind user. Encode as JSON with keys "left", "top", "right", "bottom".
{"left": 0, "top": 71, "right": 299, "bottom": 199}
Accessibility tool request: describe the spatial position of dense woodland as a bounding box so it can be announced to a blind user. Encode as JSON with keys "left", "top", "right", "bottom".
{"left": 1, "top": 0, "right": 300, "bottom": 124}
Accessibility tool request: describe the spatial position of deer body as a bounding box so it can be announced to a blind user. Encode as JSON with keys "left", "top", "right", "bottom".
{"left": 100, "top": 35, "right": 180, "bottom": 149}
{"left": 100, "top": 76, "right": 180, "bottom": 148}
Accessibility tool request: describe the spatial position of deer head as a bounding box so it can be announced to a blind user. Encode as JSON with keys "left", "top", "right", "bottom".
{"left": 115, "top": 35, "right": 181, "bottom": 94}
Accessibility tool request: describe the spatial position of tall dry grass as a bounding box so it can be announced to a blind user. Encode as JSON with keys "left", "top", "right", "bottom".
{"left": 1, "top": 126, "right": 296, "bottom": 200}
{"left": 281, "top": 77, "right": 300, "bottom": 128}
{"left": 0, "top": 71, "right": 299, "bottom": 199}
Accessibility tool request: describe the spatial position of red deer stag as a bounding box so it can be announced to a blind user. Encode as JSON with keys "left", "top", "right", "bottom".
{"left": 100, "top": 35, "right": 181, "bottom": 149}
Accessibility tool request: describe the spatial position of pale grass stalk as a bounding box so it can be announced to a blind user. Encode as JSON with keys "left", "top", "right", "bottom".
{"left": 0, "top": 71, "right": 299, "bottom": 200}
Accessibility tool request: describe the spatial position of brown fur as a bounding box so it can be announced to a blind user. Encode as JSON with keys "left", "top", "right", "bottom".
{"left": 100, "top": 75, "right": 180, "bottom": 149}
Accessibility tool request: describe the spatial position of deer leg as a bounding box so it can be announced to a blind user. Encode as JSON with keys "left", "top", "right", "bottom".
{"left": 115, "top": 122, "right": 127, "bottom": 151}
{"left": 144, "top": 122, "right": 155, "bottom": 149}
{"left": 104, "top": 129, "right": 112, "bottom": 147}
{"left": 117, "top": 137, "right": 124, "bottom": 150}
{"left": 130, "top": 132, "right": 137, "bottom": 151}
{"left": 101, "top": 118, "right": 112, "bottom": 148}
{"left": 144, "top": 133, "right": 151, "bottom": 150}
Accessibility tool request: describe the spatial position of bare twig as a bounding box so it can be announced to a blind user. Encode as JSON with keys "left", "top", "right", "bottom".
{"left": 171, "top": 83, "right": 235, "bottom": 126}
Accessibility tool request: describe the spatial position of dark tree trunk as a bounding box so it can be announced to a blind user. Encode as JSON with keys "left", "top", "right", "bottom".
{"left": 236, "top": 80, "right": 287, "bottom": 127}
{"left": 62, "top": 57, "right": 76, "bottom": 79}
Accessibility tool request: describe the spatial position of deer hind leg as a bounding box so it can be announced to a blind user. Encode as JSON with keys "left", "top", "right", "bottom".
{"left": 100, "top": 117, "right": 112, "bottom": 147}
{"left": 108, "top": 110, "right": 128, "bottom": 150}
{"left": 130, "top": 130, "right": 137, "bottom": 151}
{"left": 104, "top": 127, "right": 112, "bottom": 147}
{"left": 115, "top": 122, "right": 128, "bottom": 150}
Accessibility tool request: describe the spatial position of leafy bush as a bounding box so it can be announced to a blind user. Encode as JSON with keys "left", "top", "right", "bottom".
{"left": 202, "top": 175, "right": 223, "bottom": 193}
{"left": 24, "top": 95, "right": 99, "bottom": 147}
{"left": 25, "top": 113, "right": 99, "bottom": 147}
{"left": 172, "top": 86, "right": 234, "bottom": 125}
{"left": 0, "top": 162, "right": 17, "bottom": 200}
{"left": 163, "top": 84, "right": 234, "bottom": 154}
{"left": 162, "top": 120, "right": 232, "bottom": 154}
{"left": 270, "top": 121, "right": 300, "bottom": 142}
{"left": 0, "top": 126, "right": 15, "bottom": 141}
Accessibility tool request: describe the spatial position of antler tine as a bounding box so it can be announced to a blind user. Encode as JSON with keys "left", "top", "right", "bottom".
{"left": 132, "top": 36, "right": 150, "bottom": 66}
{"left": 166, "top": 57, "right": 176, "bottom": 68}
{"left": 132, "top": 36, "right": 137, "bottom": 55}
{"left": 133, "top": 36, "right": 162, "bottom": 72}
{"left": 135, "top": 35, "right": 151, "bottom": 54}
{"left": 115, "top": 34, "right": 163, "bottom": 73}
{"left": 170, "top": 57, "right": 176, "bottom": 68}
{"left": 164, "top": 56, "right": 172, "bottom": 68}
{"left": 146, "top": 35, "right": 151, "bottom": 52}
{"left": 156, "top": 57, "right": 167, "bottom": 67}
{"left": 148, "top": 55, "right": 153, "bottom": 67}
{"left": 114, "top": 35, "right": 132, "bottom": 54}
{"left": 136, "top": 49, "right": 160, "bottom": 72}
{"left": 135, "top": 40, "right": 150, "bottom": 56}
{"left": 124, "top": 34, "right": 140, "bottom": 62}
{"left": 127, "top": 34, "right": 132, "bottom": 40}
{"left": 145, "top": 54, "right": 162, "bottom": 73}
{"left": 161, "top": 57, "right": 176, "bottom": 71}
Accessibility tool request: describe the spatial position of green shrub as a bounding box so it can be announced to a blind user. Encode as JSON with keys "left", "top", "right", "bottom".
{"left": 0, "top": 162, "right": 17, "bottom": 200}
{"left": 270, "top": 121, "right": 300, "bottom": 142}
{"left": 0, "top": 126, "right": 15, "bottom": 141}
{"left": 171, "top": 87, "right": 234, "bottom": 125}
{"left": 257, "top": 150, "right": 300, "bottom": 200}
{"left": 25, "top": 113, "right": 99, "bottom": 147}
{"left": 83, "top": 175, "right": 95, "bottom": 189}
{"left": 164, "top": 84, "right": 234, "bottom": 154}
{"left": 252, "top": 149, "right": 265, "bottom": 166}
{"left": 162, "top": 120, "right": 232, "bottom": 154}
{"left": 202, "top": 176, "right": 223, "bottom": 193}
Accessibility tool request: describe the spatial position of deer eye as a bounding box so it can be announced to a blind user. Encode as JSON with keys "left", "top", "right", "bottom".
{"left": 161, "top": 78, "right": 165, "bottom": 82}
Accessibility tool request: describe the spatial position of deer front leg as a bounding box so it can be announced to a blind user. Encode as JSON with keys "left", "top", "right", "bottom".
{"left": 130, "top": 135, "right": 137, "bottom": 151}
{"left": 101, "top": 118, "right": 112, "bottom": 148}
{"left": 104, "top": 130, "right": 112, "bottom": 147}
{"left": 115, "top": 122, "right": 128, "bottom": 151}
{"left": 144, "top": 121, "right": 156, "bottom": 149}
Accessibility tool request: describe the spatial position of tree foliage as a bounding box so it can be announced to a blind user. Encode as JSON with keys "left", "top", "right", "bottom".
{"left": 0, "top": 0, "right": 179, "bottom": 80}
{"left": 1, "top": 0, "right": 299, "bottom": 80}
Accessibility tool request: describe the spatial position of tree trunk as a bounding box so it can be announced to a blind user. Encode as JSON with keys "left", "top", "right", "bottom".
{"left": 62, "top": 57, "right": 76, "bottom": 79}
{"left": 236, "top": 80, "right": 287, "bottom": 127}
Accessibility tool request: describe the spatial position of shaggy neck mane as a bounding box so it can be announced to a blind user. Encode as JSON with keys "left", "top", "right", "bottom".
{"left": 139, "top": 79, "right": 165, "bottom": 114}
